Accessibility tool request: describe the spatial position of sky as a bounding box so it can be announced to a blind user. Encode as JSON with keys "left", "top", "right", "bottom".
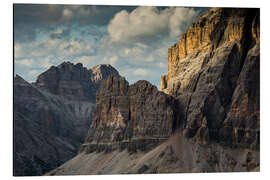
{"left": 14, "top": 4, "right": 207, "bottom": 89}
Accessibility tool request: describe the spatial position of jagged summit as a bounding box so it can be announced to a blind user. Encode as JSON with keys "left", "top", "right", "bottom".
{"left": 33, "top": 62, "right": 120, "bottom": 101}
{"left": 56, "top": 61, "right": 85, "bottom": 69}
{"left": 14, "top": 62, "right": 121, "bottom": 176}
{"left": 15, "top": 7, "right": 260, "bottom": 175}
{"left": 81, "top": 73, "right": 176, "bottom": 153}
{"left": 48, "top": 8, "right": 259, "bottom": 175}
{"left": 91, "top": 64, "right": 115, "bottom": 69}
{"left": 90, "top": 64, "right": 120, "bottom": 83}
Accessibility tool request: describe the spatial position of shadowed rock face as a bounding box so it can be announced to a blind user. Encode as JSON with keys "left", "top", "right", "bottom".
{"left": 220, "top": 44, "right": 260, "bottom": 149}
{"left": 160, "top": 8, "right": 260, "bottom": 149}
{"left": 80, "top": 75, "right": 177, "bottom": 153}
{"left": 14, "top": 75, "right": 91, "bottom": 176}
{"left": 13, "top": 63, "right": 120, "bottom": 176}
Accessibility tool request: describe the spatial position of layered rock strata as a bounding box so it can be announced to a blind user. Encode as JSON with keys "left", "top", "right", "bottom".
{"left": 80, "top": 75, "right": 177, "bottom": 153}
{"left": 14, "top": 75, "right": 93, "bottom": 176}
{"left": 14, "top": 62, "right": 120, "bottom": 176}
{"left": 160, "top": 8, "right": 260, "bottom": 149}
{"left": 46, "top": 7, "right": 260, "bottom": 175}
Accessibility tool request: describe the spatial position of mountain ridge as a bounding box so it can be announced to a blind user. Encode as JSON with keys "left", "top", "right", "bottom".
{"left": 14, "top": 7, "right": 260, "bottom": 176}
{"left": 160, "top": 7, "right": 259, "bottom": 149}
{"left": 79, "top": 74, "right": 176, "bottom": 154}
{"left": 47, "top": 7, "right": 260, "bottom": 175}
{"left": 33, "top": 61, "right": 120, "bottom": 102}
{"left": 13, "top": 62, "right": 120, "bottom": 176}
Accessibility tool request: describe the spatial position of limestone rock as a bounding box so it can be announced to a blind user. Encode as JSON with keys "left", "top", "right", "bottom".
{"left": 160, "top": 75, "right": 168, "bottom": 91}
{"left": 81, "top": 74, "right": 177, "bottom": 153}
{"left": 14, "top": 75, "right": 94, "bottom": 176}
{"left": 220, "top": 44, "right": 260, "bottom": 149}
{"left": 45, "top": 7, "right": 260, "bottom": 176}
{"left": 90, "top": 64, "right": 120, "bottom": 88}
{"left": 161, "top": 8, "right": 260, "bottom": 149}
{"left": 14, "top": 63, "right": 120, "bottom": 176}
{"left": 34, "top": 62, "right": 120, "bottom": 102}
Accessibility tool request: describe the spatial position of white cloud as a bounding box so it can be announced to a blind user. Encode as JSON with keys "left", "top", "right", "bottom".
{"left": 122, "top": 46, "right": 144, "bottom": 57}
{"left": 60, "top": 40, "right": 95, "bottom": 56}
{"left": 133, "top": 68, "right": 149, "bottom": 76}
{"left": 169, "top": 8, "right": 198, "bottom": 38}
{"left": 53, "top": 28, "right": 63, "bottom": 35}
{"left": 155, "top": 46, "right": 168, "bottom": 58}
{"left": 62, "top": 8, "right": 73, "bottom": 20}
{"left": 14, "top": 44, "right": 23, "bottom": 59}
{"left": 75, "top": 55, "right": 99, "bottom": 68}
{"left": 108, "top": 7, "right": 198, "bottom": 44}
{"left": 15, "top": 58, "right": 34, "bottom": 67}
{"left": 40, "top": 55, "right": 60, "bottom": 69}
{"left": 158, "top": 62, "right": 166, "bottom": 68}
{"left": 14, "top": 38, "right": 96, "bottom": 60}
{"left": 146, "top": 55, "right": 155, "bottom": 62}
{"left": 109, "top": 56, "right": 118, "bottom": 66}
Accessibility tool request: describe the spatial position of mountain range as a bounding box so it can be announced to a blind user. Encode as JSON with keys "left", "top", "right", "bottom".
{"left": 13, "top": 7, "right": 260, "bottom": 176}
{"left": 13, "top": 63, "right": 120, "bottom": 175}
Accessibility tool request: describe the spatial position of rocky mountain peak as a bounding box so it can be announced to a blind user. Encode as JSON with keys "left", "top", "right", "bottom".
{"left": 90, "top": 64, "right": 120, "bottom": 84}
{"left": 160, "top": 8, "right": 259, "bottom": 149}
{"left": 33, "top": 61, "right": 93, "bottom": 101}
{"left": 97, "top": 74, "right": 128, "bottom": 98}
{"left": 33, "top": 62, "right": 120, "bottom": 102}
{"left": 161, "top": 8, "right": 260, "bottom": 92}
{"left": 14, "top": 61, "right": 121, "bottom": 175}
{"left": 81, "top": 75, "right": 177, "bottom": 153}
{"left": 15, "top": 7, "right": 260, "bottom": 175}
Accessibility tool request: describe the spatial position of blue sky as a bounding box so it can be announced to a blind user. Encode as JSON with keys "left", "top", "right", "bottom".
{"left": 14, "top": 4, "right": 206, "bottom": 88}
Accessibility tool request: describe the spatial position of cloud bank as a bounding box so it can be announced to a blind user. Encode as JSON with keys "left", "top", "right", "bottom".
{"left": 108, "top": 6, "right": 198, "bottom": 44}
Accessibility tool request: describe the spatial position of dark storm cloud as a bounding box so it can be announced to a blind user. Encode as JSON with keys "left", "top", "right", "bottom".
{"left": 14, "top": 4, "right": 137, "bottom": 25}
{"left": 14, "top": 4, "right": 137, "bottom": 42}
{"left": 14, "top": 4, "right": 64, "bottom": 25}
{"left": 14, "top": 4, "right": 63, "bottom": 42}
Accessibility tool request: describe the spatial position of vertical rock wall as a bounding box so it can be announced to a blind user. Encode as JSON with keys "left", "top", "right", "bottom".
{"left": 81, "top": 75, "right": 177, "bottom": 153}
{"left": 161, "top": 8, "right": 260, "bottom": 149}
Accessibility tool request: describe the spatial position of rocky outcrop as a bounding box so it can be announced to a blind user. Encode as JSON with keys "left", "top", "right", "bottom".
{"left": 160, "top": 75, "right": 168, "bottom": 90}
{"left": 220, "top": 44, "right": 260, "bottom": 149}
{"left": 161, "top": 8, "right": 260, "bottom": 149}
{"left": 163, "top": 8, "right": 259, "bottom": 89}
{"left": 90, "top": 64, "right": 120, "bottom": 89}
{"left": 34, "top": 62, "right": 120, "bottom": 102}
{"left": 80, "top": 75, "right": 177, "bottom": 153}
{"left": 13, "top": 63, "right": 120, "bottom": 176}
{"left": 46, "top": 7, "right": 260, "bottom": 176}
